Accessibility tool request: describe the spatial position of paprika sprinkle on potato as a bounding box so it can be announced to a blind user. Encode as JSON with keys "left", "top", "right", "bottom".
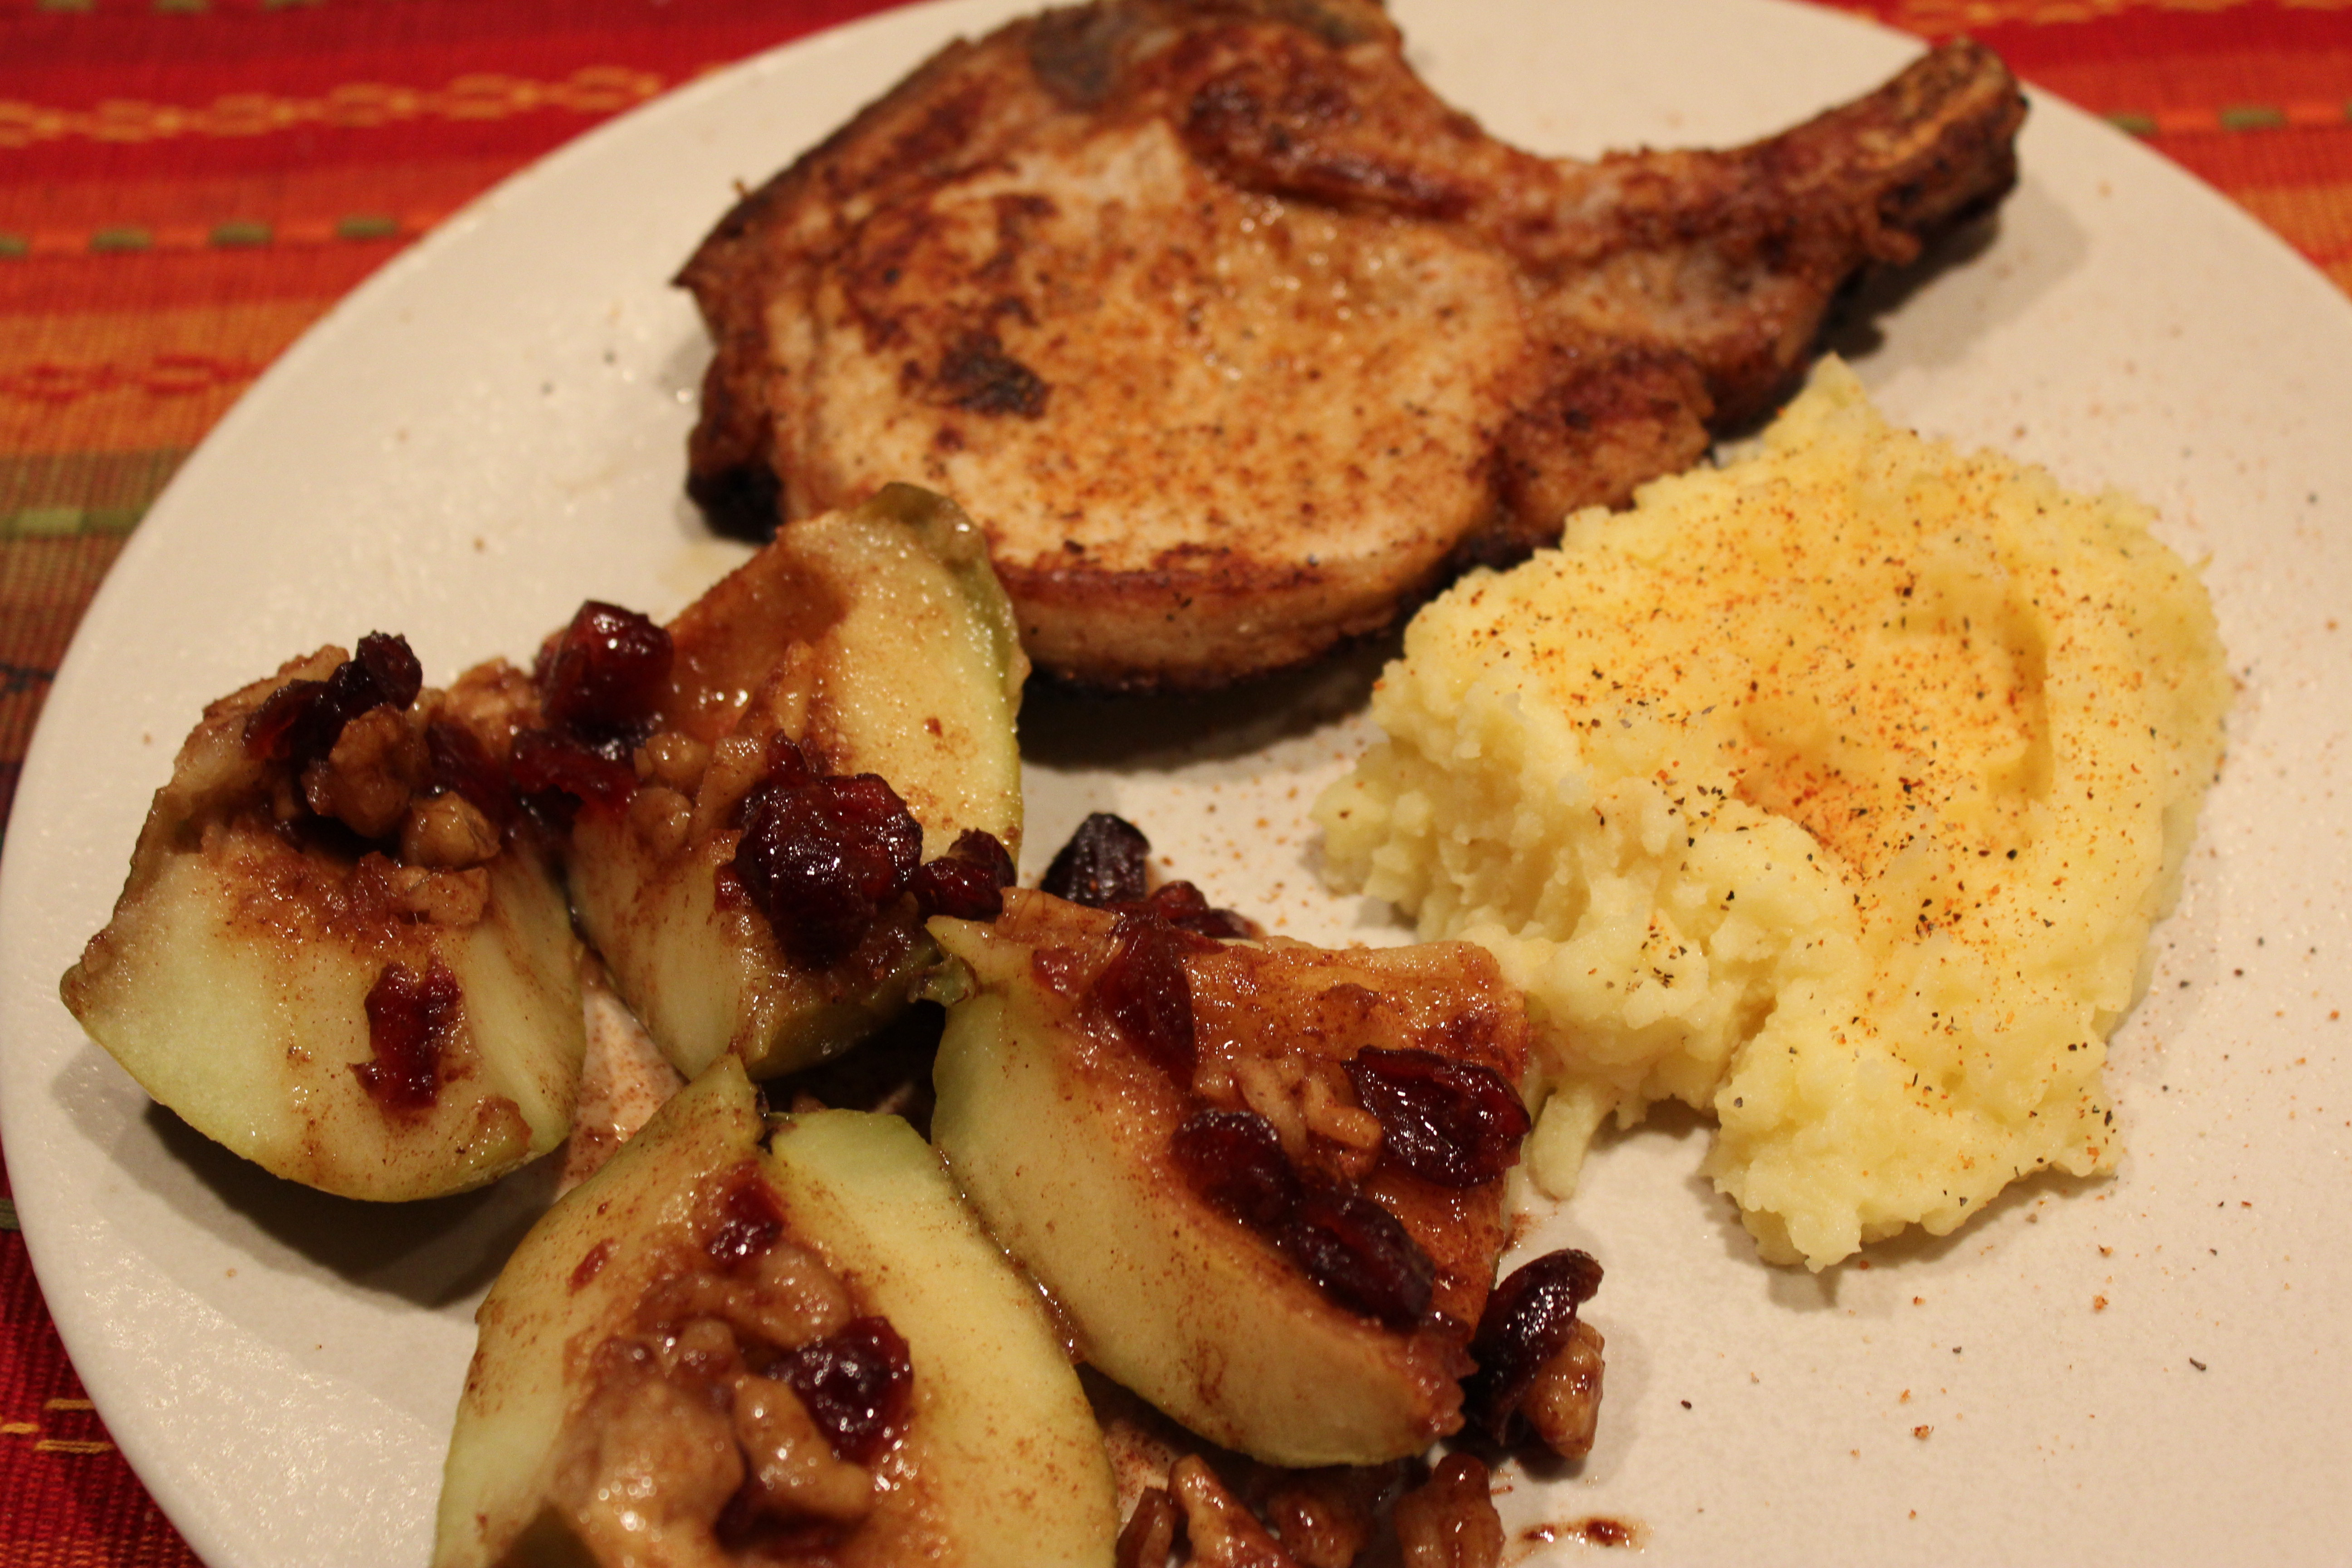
{"left": 1318, "top": 359, "right": 2230, "bottom": 1269}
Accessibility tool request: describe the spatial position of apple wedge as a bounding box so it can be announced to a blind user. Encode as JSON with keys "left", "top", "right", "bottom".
{"left": 928, "top": 890, "right": 1532, "bottom": 1467}
{"left": 60, "top": 642, "right": 583, "bottom": 1201}
{"left": 434, "top": 1057, "right": 1117, "bottom": 1568}
{"left": 563, "top": 483, "right": 1025, "bottom": 1082}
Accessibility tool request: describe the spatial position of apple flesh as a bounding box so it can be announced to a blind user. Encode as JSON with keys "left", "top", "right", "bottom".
{"left": 567, "top": 484, "right": 1026, "bottom": 1082}
{"left": 434, "top": 1056, "right": 1117, "bottom": 1568}
{"left": 928, "top": 891, "right": 1531, "bottom": 1467}
{"left": 60, "top": 650, "right": 583, "bottom": 1201}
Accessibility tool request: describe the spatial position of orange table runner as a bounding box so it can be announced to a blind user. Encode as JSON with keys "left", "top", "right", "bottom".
{"left": 5, "top": 0, "right": 2348, "bottom": 1560}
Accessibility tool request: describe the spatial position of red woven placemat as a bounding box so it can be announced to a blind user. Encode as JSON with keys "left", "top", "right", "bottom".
{"left": 4, "top": 1, "right": 2347, "bottom": 1560}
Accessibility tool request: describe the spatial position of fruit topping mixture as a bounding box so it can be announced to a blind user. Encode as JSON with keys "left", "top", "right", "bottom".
{"left": 992, "top": 868, "right": 1524, "bottom": 1345}
{"left": 929, "top": 862, "right": 1569, "bottom": 1473}
{"left": 1171, "top": 1107, "right": 1436, "bottom": 1333}
{"left": 66, "top": 494, "right": 1611, "bottom": 1565}
{"left": 509, "top": 599, "right": 672, "bottom": 825}
{"left": 1094, "top": 1374, "right": 1529, "bottom": 1568}
{"left": 720, "top": 733, "right": 1018, "bottom": 965}
{"left": 240, "top": 634, "right": 536, "bottom": 924}
{"left": 722, "top": 735, "right": 926, "bottom": 968}
{"left": 437, "top": 1062, "right": 1122, "bottom": 1568}
{"left": 60, "top": 632, "right": 584, "bottom": 1200}
{"left": 549, "top": 1160, "right": 911, "bottom": 1563}
{"left": 1463, "top": 1249, "right": 1606, "bottom": 1458}
{"left": 557, "top": 487, "right": 1028, "bottom": 1083}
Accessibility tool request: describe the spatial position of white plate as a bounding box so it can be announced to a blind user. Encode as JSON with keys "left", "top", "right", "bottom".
{"left": 5, "top": 0, "right": 2349, "bottom": 1562}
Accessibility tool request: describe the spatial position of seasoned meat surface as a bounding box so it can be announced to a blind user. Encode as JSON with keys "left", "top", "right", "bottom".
{"left": 681, "top": 0, "right": 2024, "bottom": 690}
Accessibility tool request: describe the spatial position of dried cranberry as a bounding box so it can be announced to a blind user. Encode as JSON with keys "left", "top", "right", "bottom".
{"left": 703, "top": 1164, "right": 786, "bottom": 1272}
{"left": 1463, "top": 1249, "right": 1604, "bottom": 1443}
{"left": 1094, "top": 910, "right": 1197, "bottom": 1079}
{"left": 1041, "top": 811, "right": 1150, "bottom": 906}
{"left": 424, "top": 720, "right": 515, "bottom": 829}
{"left": 305, "top": 632, "right": 424, "bottom": 761}
{"left": 508, "top": 727, "right": 636, "bottom": 828}
{"left": 1281, "top": 1180, "right": 1435, "bottom": 1331}
{"left": 243, "top": 677, "right": 331, "bottom": 764}
{"left": 1346, "top": 1048, "right": 1531, "bottom": 1188}
{"left": 1172, "top": 1107, "right": 1436, "bottom": 1331}
{"left": 353, "top": 631, "right": 425, "bottom": 711}
{"left": 911, "top": 828, "right": 1018, "bottom": 921}
{"left": 946, "top": 827, "right": 1017, "bottom": 889}
{"left": 318, "top": 631, "right": 421, "bottom": 730}
{"left": 539, "top": 601, "right": 672, "bottom": 754}
{"left": 1039, "top": 812, "right": 1258, "bottom": 936}
{"left": 1172, "top": 1108, "right": 1298, "bottom": 1233}
{"left": 1142, "top": 879, "right": 1258, "bottom": 939}
{"left": 730, "top": 751, "right": 923, "bottom": 970}
{"left": 354, "top": 955, "right": 461, "bottom": 1113}
{"left": 777, "top": 1316, "right": 913, "bottom": 1464}
{"left": 245, "top": 631, "right": 424, "bottom": 771}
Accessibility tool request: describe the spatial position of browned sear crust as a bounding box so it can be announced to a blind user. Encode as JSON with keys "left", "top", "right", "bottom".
{"left": 680, "top": 0, "right": 2024, "bottom": 690}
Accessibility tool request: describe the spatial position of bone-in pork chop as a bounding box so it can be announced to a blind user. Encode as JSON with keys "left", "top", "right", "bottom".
{"left": 680, "top": 0, "right": 2024, "bottom": 691}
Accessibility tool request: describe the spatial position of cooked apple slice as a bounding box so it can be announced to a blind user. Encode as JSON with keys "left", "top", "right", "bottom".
{"left": 928, "top": 890, "right": 1532, "bottom": 1467}
{"left": 434, "top": 1056, "right": 1117, "bottom": 1568}
{"left": 59, "top": 642, "right": 583, "bottom": 1201}
{"left": 562, "top": 483, "right": 1026, "bottom": 1082}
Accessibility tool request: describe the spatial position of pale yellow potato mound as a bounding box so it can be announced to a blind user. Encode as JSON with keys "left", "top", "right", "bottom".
{"left": 1316, "top": 361, "right": 2229, "bottom": 1269}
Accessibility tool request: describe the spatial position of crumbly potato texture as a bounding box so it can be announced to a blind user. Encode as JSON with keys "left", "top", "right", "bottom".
{"left": 1316, "top": 361, "right": 2229, "bottom": 1269}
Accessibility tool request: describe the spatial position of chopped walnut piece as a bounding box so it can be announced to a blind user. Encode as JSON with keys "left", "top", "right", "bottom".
{"left": 393, "top": 867, "right": 491, "bottom": 927}
{"left": 732, "top": 1373, "right": 874, "bottom": 1522}
{"left": 629, "top": 785, "right": 694, "bottom": 857}
{"left": 1261, "top": 1467, "right": 1384, "bottom": 1568}
{"left": 666, "top": 1315, "right": 741, "bottom": 1385}
{"left": 637, "top": 1239, "right": 854, "bottom": 1353}
{"left": 400, "top": 791, "right": 500, "bottom": 869}
{"left": 435, "top": 657, "right": 539, "bottom": 752}
{"left": 693, "top": 734, "right": 768, "bottom": 838}
{"left": 552, "top": 1348, "right": 744, "bottom": 1568}
{"left": 539, "top": 1162, "right": 918, "bottom": 1565}
{"left": 1116, "top": 1487, "right": 1182, "bottom": 1568}
{"left": 1518, "top": 1318, "right": 1606, "bottom": 1460}
{"left": 1393, "top": 1455, "right": 1504, "bottom": 1568}
{"left": 1170, "top": 1456, "right": 1299, "bottom": 1568}
{"left": 1299, "top": 1067, "right": 1382, "bottom": 1152}
{"left": 637, "top": 731, "right": 713, "bottom": 794}
{"left": 1231, "top": 1055, "right": 1310, "bottom": 1160}
{"left": 302, "top": 705, "right": 426, "bottom": 838}
{"left": 351, "top": 852, "right": 493, "bottom": 928}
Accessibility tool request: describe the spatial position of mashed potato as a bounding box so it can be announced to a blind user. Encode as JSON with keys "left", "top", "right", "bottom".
{"left": 1316, "top": 361, "right": 2229, "bottom": 1269}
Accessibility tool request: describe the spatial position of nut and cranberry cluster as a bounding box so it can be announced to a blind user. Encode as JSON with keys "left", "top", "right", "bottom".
{"left": 1015, "top": 813, "right": 1611, "bottom": 1485}
{"left": 1465, "top": 1248, "right": 1606, "bottom": 1455}
{"left": 513, "top": 599, "right": 1018, "bottom": 972}
{"left": 240, "top": 632, "right": 522, "bottom": 920}
{"left": 508, "top": 600, "right": 672, "bottom": 821}
{"left": 723, "top": 736, "right": 1018, "bottom": 968}
{"left": 1016, "top": 817, "right": 1524, "bottom": 1339}
{"left": 553, "top": 1161, "right": 913, "bottom": 1561}
{"left": 236, "top": 633, "right": 541, "bottom": 1113}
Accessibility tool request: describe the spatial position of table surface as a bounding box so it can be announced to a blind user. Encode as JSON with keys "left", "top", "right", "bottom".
{"left": 5, "top": 0, "right": 2349, "bottom": 1560}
